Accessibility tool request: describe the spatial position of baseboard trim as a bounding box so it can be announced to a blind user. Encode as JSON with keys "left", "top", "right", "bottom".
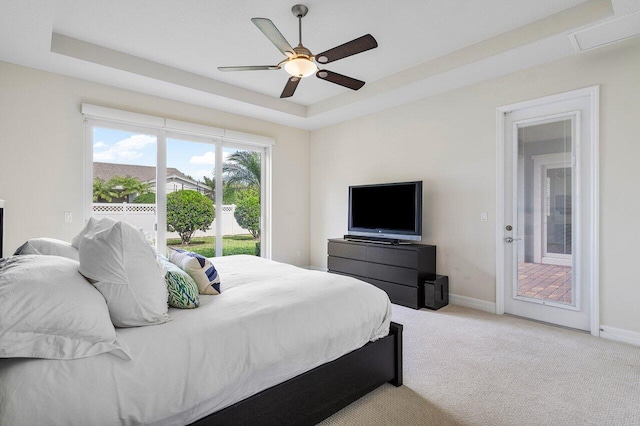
{"left": 449, "top": 294, "right": 496, "bottom": 313}
{"left": 303, "top": 274, "right": 498, "bottom": 314}
{"left": 600, "top": 325, "right": 640, "bottom": 347}
{"left": 307, "top": 265, "right": 327, "bottom": 271}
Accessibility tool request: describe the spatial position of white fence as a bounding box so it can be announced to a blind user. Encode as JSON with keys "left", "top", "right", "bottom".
{"left": 92, "top": 203, "right": 250, "bottom": 238}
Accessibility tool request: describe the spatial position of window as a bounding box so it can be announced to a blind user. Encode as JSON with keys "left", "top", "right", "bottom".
{"left": 83, "top": 105, "right": 272, "bottom": 259}
{"left": 91, "top": 127, "right": 158, "bottom": 238}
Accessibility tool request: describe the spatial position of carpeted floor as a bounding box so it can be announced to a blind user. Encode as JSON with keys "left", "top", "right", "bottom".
{"left": 319, "top": 305, "right": 640, "bottom": 426}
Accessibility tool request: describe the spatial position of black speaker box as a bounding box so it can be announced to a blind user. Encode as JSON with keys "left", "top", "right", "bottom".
{"left": 424, "top": 275, "right": 448, "bottom": 310}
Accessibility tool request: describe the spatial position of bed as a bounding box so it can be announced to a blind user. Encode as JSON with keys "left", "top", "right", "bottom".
{"left": 0, "top": 254, "right": 403, "bottom": 425}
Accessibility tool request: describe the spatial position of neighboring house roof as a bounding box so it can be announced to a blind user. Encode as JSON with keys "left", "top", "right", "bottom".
{"left": 93, "top": 162, "right": 201, "bottom": 186}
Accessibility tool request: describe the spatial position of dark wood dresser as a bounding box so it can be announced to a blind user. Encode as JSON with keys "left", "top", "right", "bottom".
{"left": 327, "top": 238, "right": 436, "bottom": 309}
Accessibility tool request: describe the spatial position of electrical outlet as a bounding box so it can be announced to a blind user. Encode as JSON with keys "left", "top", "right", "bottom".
{"left": 480, "top": 212, "right": 488, "bottom": 222}
{"left": 64, "top": 212, "right": 73, "bottom": 223}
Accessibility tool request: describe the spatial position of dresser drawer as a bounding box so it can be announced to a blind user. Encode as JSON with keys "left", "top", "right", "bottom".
{"left": 327, "top": 256, "right": 367, "bottom": 277}
{"left": 329, "top": 256, "right": 419, "bottom": 287}
{"left": 328, "top": 272, "right": 422, "bottom": 309}
{"left": 366, "top": 246, "right": 418, "bottom": 268}
{"left": 328, "top": 241, "right": 367, "bottom": 261}
{"left": 366, "top": 263, "right": 418, "bottom": 287}
{"left": 360, "top": 278, "right": 421, "bottom": 309}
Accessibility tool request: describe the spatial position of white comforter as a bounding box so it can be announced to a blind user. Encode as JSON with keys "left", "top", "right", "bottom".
{"left": 0, "top": 255, "right": 391, "bottom": 425}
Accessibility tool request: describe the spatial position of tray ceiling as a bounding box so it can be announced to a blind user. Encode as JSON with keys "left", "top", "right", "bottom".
{"left": 0, "top": 0, "right": 636, "bottom": 129}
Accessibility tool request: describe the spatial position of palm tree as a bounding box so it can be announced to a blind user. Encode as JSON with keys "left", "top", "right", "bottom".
{"left": 202, "top": 175, "right": 216, "bottom": 201}
{"left": 203, "top": 171, "right": 249, "bottom": 204}
{"left": 93, "top": 178, "right": 117, "bottom": 202}
{"left": 202, "top": 152, "right": 261, "bottom": 204}
{"left": 223, "top": 151, "right": 262, "bottom": 241}
{"left": 223, "top": 151, "right": 261, "bottom": 190}
{"left": 109, "top": 176, "right": 150, "bottom": 199}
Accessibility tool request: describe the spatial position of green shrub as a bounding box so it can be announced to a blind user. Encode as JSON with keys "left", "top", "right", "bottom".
{"left": 167, "top": 190, "right": 215, "bottom": 245}
{"left": 93, "top": 178, "right": 116, "bottom": 202}
{"left": 93, "top": 175, "right": 150, "bottom": 203}
{"left": 132, "top": 192, "right": 156, "bottom": 203}
{"left": 234, "top": 188, "right": 260, "bottom": 239}
{"left": 109, "top": 176, "right": 150, "bottom": 199}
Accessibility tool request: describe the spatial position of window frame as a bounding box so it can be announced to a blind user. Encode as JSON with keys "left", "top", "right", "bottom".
{"left": 83, "top": 107, "right": 272, "bottom": 259}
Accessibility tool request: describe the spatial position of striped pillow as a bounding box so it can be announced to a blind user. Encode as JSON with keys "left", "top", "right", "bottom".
{"left": 168, "top": 249, "right": 221, "bottom": 295}
{"left": 161, "top": 259, "right": 199, "bottom": 309}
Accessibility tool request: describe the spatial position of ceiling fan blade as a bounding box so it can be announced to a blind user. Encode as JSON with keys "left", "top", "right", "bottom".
{"left": 251, "top": 18, "right": 295, "bottom": 56}
{"left": 315, "top": 34, "right": 378, "bottom": 64}
{"left": 280, "top": 77, "right": 301, "bottom": 98}
{"left": 316, "top": 70, "right": 365, "bottom": 90}
{"left": 217, "top": 65, "right": 281, "bottom": 72}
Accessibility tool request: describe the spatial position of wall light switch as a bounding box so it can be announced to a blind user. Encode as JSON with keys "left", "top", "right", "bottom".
{"left": 64, "top": 212, "right": 73, "bottom": 223}
{"left": 480, "top": 212, "right": 488, "bottom": 222}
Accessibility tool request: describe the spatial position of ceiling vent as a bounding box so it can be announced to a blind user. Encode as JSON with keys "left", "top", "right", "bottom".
{"left": 569, "top": 11, "right": 640, "bottom": 52}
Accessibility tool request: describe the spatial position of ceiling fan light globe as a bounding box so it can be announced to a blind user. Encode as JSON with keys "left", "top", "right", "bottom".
{"left": 284, "top": 58, "right": 317, "bottom": 78}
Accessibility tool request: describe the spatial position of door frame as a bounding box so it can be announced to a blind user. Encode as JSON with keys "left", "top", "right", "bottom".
{"left": 495, "top": 86, "right": 600, "bottom": 336}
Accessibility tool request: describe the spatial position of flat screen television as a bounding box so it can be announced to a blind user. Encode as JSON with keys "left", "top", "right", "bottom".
{"left": 348, "top": 181, "right": 422, "bottom": 242}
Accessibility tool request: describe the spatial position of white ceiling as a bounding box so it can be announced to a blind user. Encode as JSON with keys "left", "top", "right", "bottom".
{"left": 0, "top": 0, "right": 638, "bottom": 130}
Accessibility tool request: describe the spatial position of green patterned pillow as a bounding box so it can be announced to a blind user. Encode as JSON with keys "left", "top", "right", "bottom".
{"left": 161, "top": 259, "right": 200, "bottom": 309}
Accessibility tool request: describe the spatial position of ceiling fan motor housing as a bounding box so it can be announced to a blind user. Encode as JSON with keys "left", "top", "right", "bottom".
{"left": 293, "top": 45, "right": 313, "bottom": 59}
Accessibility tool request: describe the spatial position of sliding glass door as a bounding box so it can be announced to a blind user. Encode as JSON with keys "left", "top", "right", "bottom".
{"left": 90, "top": 126, "right": 158, "bottom": 240}
{"left": 86, "top": 120, "right": 269, "bottom": 259}
{"left": 221, "top": 147, "right": 262, "bottom": 256}
{"left": 165, "top": 136, "right": 217, "bottom": 256}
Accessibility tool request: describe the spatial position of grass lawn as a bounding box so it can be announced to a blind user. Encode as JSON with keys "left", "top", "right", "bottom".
{"left": 167, "top": 235, "right": 259, "bottom": 257}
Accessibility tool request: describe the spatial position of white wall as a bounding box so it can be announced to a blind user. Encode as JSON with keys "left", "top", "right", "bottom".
{"left": 0, "top": 61, "right": 310, "bottom": 266}
{"left": 309, "top": 37, "right": 640, "bottom": 333}
{"left": 1, "top": 36, "right": 639, "bottom": 334}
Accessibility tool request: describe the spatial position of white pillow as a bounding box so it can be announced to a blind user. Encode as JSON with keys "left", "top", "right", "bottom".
{"left": 78, "top": 220, "right": 170, "bottom": 327}
{"left": 0, "top": 255, "right": 130, "bottom": 360}
{"left": 14, "top": 237, "right": 79, "bottom": 260}
{"left": 71, "top": 216, "right": 117, "bottom": 249}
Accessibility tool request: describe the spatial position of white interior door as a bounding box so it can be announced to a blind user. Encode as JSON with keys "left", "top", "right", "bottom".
{"left": 499, "top": 89, "right": 598, "bottom": 332}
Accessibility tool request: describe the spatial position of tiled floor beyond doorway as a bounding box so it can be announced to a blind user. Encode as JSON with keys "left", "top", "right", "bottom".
{"left": 517, "top": 262, "right": 572, "bottom": 304}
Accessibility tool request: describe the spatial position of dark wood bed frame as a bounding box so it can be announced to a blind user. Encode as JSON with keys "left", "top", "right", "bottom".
{"left": 191, "top": 322, "right": 403, "bottom": 426}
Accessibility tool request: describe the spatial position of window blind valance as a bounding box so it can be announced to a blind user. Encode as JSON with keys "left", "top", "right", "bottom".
{"left": 81, "top": 104, "right": 275, "bottom": 147}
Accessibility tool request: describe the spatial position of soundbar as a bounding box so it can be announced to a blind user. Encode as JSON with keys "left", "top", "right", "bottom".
{"left": 343, "top": 235, "right": 411, "bottom": 245}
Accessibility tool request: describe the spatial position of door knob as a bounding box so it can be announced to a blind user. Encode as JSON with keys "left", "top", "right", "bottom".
{"left": 504, "top": 237, "right": 522, "bottom": 243}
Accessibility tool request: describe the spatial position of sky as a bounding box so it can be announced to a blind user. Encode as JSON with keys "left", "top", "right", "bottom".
{"left": 93, "top": 127, "right": 240, "bottom": 181}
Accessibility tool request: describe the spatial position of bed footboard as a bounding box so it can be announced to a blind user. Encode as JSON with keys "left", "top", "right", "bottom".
{"left": 192, "top": 321, "right": 403, "bottom": 426}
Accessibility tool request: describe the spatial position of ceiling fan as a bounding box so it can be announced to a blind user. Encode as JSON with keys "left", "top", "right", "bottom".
{"left": 218, "top": 4, "right": 378, "bottom": 98}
